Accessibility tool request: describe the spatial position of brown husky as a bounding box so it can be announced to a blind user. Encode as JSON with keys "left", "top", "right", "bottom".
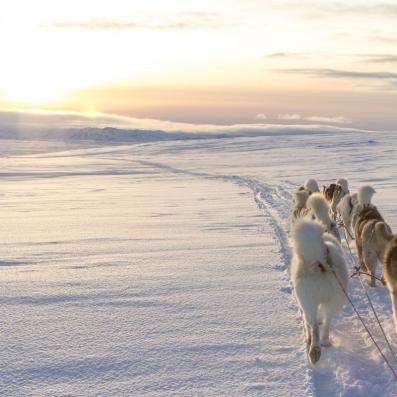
{"left": 354, "top": 192, "right": 392, "bottom": 287}
{"left": 384, "top": 236, "right": 397, "bottom": 333}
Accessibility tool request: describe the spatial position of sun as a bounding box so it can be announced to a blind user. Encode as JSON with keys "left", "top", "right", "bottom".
{"left": 5, "top": 80, "right": 66, "bottom": 104}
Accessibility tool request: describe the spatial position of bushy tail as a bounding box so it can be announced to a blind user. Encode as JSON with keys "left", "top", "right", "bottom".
{"left": 384, "top": 237, "right": 397, "bottom": 333}
{"left": 304, "top": 178, "right": 320, "bottom": 193}
{"left": 294, "top": 189, "right": 308, "bottom": 208}
{"left": 307, "top": 193, "right": 332, "bottom": 226}
{"left": 385, "top": 237, "right": 397, "bottom": 268}
{"left": 293, "top": 219, "right": 327, "bottom": 264}
{"left": 358, "top": 185, "right": 376, "bottom": 207}
{"left": 336, "top": 178, "right": 349, "bottom": 194}
{"left": 375, "top": 222, "right": 393, "bottom": 242}
{"left": 350, "top": 193, "right": 358, "bottom": 207}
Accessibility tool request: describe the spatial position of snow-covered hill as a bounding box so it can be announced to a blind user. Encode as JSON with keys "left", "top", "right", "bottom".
{"left": 1, "top": 129, "right": 397, "bottom": 396}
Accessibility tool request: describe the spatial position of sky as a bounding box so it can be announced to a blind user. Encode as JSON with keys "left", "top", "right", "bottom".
{"left": 1, "top": 0, "right": 397, "bottom": 131}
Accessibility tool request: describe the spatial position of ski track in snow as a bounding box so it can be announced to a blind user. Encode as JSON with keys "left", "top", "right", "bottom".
{"left": 138, "top": 159, "right": 397, "bottom": 397}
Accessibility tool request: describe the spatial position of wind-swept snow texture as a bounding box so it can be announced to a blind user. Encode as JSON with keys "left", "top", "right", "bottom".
{"left": 1, "top": 130, "right": 397, "bottom": 396}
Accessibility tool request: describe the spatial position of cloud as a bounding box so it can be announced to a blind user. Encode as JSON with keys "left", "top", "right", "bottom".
{"left": 280, "top": 1, "right": 397, "bottom": 18}
{"left": 266, "top": 52, "right": 308, "bottom": 59}
{"left": 277, "top": 68, "right": 397, "bottom": 80}
{"left": 266, "top": 52, "right": 289, "bottom": 58}
{"left": 277, "top": 113, "right": 351, "bottom": 124}
{"left": 360, "top": 54, "right": 397, "bottom": 64}
{"left": 278, "top": 113, "right": 302, "bottom": 120}
{"left": 0, "top": 108, "right": 364, "bottom": 143}
{"left": 47, "top": 13, "right": 223, "bottom": 31}
{"left": 275, "top": 68, "right": 397, "bottom": 89}
{"left": 305, "top": 115, "right": 351, "bottom": 124}
{"left": 255, "top": 113, "right": 267, "bottom": 120}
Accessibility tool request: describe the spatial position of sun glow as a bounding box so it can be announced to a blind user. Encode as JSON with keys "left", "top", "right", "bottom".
{"left": 5, "top": 80, "right": 66, "bottom": 104}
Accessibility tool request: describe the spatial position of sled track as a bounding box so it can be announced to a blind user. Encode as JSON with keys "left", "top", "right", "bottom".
{"left": 139, "top": 160, "right": 293, "bottom": 266}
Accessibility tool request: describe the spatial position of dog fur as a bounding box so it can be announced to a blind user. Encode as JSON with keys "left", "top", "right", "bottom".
{"left": 323, "top": 183, "right": 338, "bottom": 203}
{"left": 307, "top": 193, "right": 340, "bottom": 241}
{"left": 336, "top": 192, "right": 358, "bottom": 240}
{"left": 291, "top": 219, "right": 348, "bottom": 364}
{"left": 353, "top": 186, "right": 392, "bottom": 287}
{"left": 384, "top": 236, "right": 397, "bottom": 333}
{"left": 351, "top": 185, "right": 376, "bottom": 229}
{"left": 330, "top": 179, "right": 350, "bottom": 219}
{"left": 291, "top": 189, "right": 310, "bottom": 225}
{"left": 336, "top": 178, "right": 349, "bottom": 194}
{"left": 304, "top": 178, "right": 320, "bottom": 194}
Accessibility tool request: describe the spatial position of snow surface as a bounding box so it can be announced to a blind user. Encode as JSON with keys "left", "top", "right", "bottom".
{"left": 1, "top": 129, "right": 397, "bottom": 396}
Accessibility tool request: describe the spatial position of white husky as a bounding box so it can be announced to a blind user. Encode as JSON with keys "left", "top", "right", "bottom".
{"left": 336, "top": 192, "right": 358, "bottom": 240}
{"left": 291, "top": 189, "right": 310, "bottom": 226}
{"left": 291, "top": 220, "right": 348, "bottom": 364}
{"left": 351, "top": 185, "right": 376, "bottom": 231}
{"left": 307, "top": 193, "right": 340, "bottom": 241}
{"left": 336, "top": 178, "right": 349, "bottom": 195}
{"left": 304, "top": 178, "right": 320, "bottom": 194}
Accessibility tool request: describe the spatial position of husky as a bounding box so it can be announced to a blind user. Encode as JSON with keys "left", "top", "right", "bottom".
{"left": 291, "top": 220, "right": 348, "bottom": 363}
{"left": 291, "top": 189, "right": 310, "bottom": 226}
{"left": 304, "top": 178, "right": 320, "bottom": 195}
{"left": 336, "top": 178, "right": 349, "bottom": 195}
{"left": 353, "top": 186, "right": 391, "bottom": 287}
{"left": 384, "top": 236, "right": 397, "bottom": 333}
{"left": 323, "top": 183, "right": 338, "bottom": 203}
{"left": 336, "top": 192, "right": 358, "bottom": 240}
{"left": 328, "top": 179, "right": 350, "bottom": 220}
{"left": 351, "top": 185, "right": 376, "bottom": 231}
{"left": 323, "top": 179, "right": 348, "bottom": 203}
{"left": 307, "top": 193, "right": 340, "bottom": 241}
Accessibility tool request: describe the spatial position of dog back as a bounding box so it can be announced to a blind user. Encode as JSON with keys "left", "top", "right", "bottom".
{"left": 384, "top": 236, "right": 397, "bottom": 291}
{"left": 356, "top": 206, "right": 384, "bottom": 236}
{"left": 323, "top": 184, "right": 337, "bottom": 202}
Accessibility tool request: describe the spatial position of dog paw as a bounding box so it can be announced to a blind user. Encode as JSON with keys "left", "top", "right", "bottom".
{"left": 309, "top": 346, "right": 321, "bottom": 364}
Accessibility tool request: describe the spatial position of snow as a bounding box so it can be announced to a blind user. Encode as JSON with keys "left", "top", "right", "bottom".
{"left": 1, "top": 128, "right": 397, "bottom": 396}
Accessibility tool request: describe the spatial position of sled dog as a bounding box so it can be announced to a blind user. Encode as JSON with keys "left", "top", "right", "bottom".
{"left": 336, "top": 192, "right": 358, "bottom": 240}
{"left": 291, "top": 219, "right": 348, "bottom": 363}
{"left": 303, "top": 178, "right": 320, "bottom": 195}
{"left": 353, "top": 186, "right": 391, "bottom": 287}
{"left": 291, "top": 189, "right": 310, "bottom": 225}
{"left": 327, "top": 178, "right": 350, "bottom": 220}
{"left": 384, "top": 236, "right": 397, "bottom": 333}
{"left": 307, "top": 193, "right": 340, "bottom": 241}
{"left": 351, "top": 185, "right": 376, "bottom": 230}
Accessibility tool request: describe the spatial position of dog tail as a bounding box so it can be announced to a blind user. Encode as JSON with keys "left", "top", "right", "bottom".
{"left": 350, "top": 193, "right": 358, "bottom": 206}
{"left": 336, "top": 178, "right": 349, "bottom": 194}
{"left": 358, "top": 185, "right": 376, "bottom": 207}
{"left": 304, "top": 178, "right": 320, "bottom": 194}
{"left": 384, "top": 236, "right": 397, "bottom": 333}
{"left": 307, "top": 193, "right": 332, "bottom": 226}
{"left": 385, "top": 236, "right": 397, "bottom": 264}
{"left": 294, "top": 189, "right": 308, "bottom": 208}
{"left": 375, "top": 221, "right": 393, "bottom": 242}
{"left": 293, "top": 219, "right": 327, "bottom": 264}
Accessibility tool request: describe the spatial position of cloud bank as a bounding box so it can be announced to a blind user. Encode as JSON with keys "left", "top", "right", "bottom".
{"left": 277, "top": 113, "right": 351, "bottom": 124}
{"left": 0, "top": 108, "right": 375, "bottom": 145}
{"left": 47, "top": 12, "right": 223, "bottom": 31}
